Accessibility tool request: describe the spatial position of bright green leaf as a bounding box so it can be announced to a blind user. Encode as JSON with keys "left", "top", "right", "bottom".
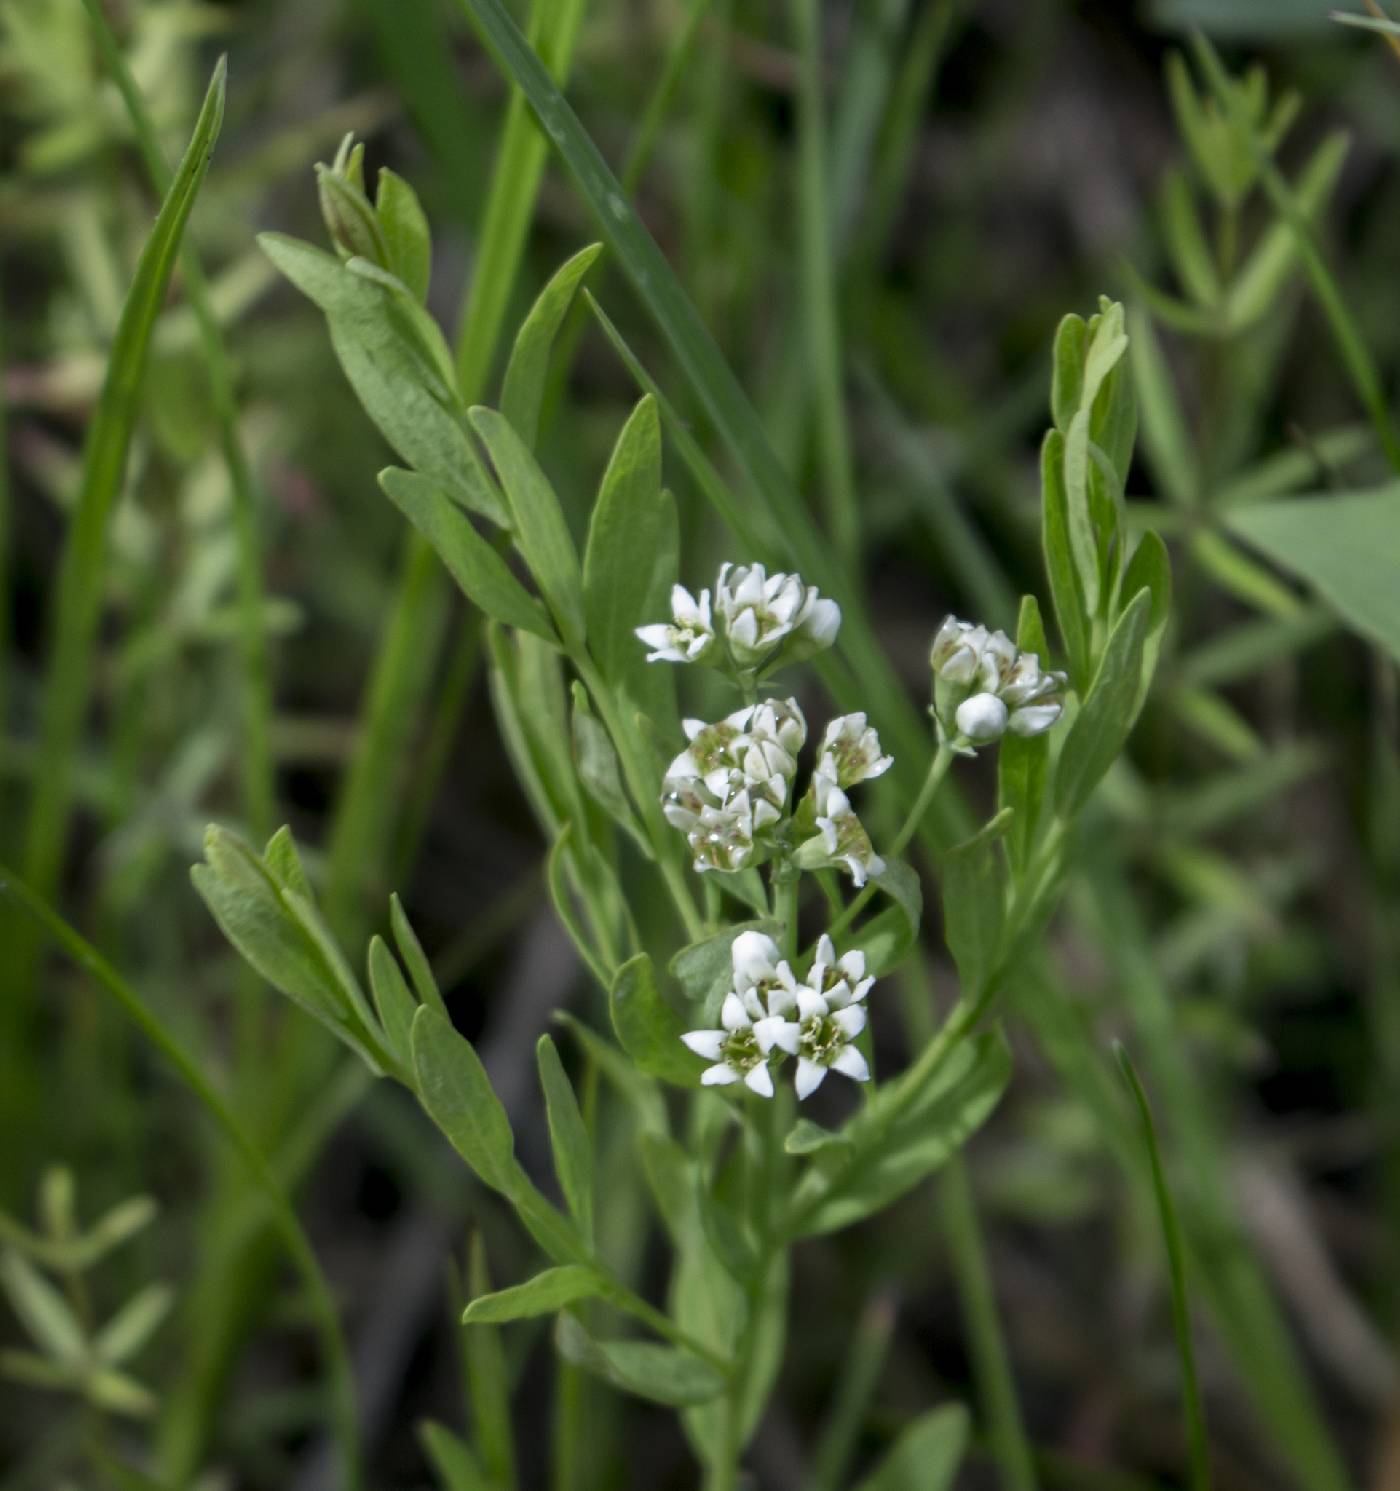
{"left": 463, "top": 1264, "right": 602, "bottom": 1323}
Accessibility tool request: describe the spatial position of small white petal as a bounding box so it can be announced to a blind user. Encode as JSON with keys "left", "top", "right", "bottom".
{"left": 815, "top": 933, "right": 836, "bottom": 967}
{"left": 721, "top": 993, "right": 748, "bottom": 1031}
{"left": 744, "top": 1064, "right": 775, "bottom": 1098}
{"left": 794, "top": 1058, "right": 827, "bottom": 1100}
{"left": 754, "top": 1016, "right": 801, "bottom": 1055}
{"left": 671, "top": 583, "right": 702, "bottom": 624}
{"left": 803, "top": 598, "right": 841, "bottom": 644}
{"left": 702, "top": 1064, "right": 741, "bottom": 1086}
{"left": 795, "top": 987, "right": 827, "bottom": 1022}
{"left": 635, "top": 624, "right": 674, "bottom": 650}
{"left": 831, "top": 1004, "right": 867, "bottom": 1039}
{"left": 831, "top": 1046, "right": 870, "bottom": 1082}
{"left": 1008, "top": 703, "right": 1062, "bottom": 737}
{"left": 681, "top": 1029, "right": 725, "bottom": 1060}
{"left": 730, "top": 608, "right": 759, "bottom": 650}
{"left": 731, "top": 930, "right": 782, "bottom": 984}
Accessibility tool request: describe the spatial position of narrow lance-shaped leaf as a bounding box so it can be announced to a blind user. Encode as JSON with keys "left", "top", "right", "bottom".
{"left": 1040, "top": 430, "right": 1091, "bottom": 689}
{"left": 462, "top": 1264, "right": 602, "bottom": 1323}
{"left": 501, "top": 242, "right": 604, "bottom": 446}
{"left": 367, "top": 936, "right": 418, "bottom": 1069}
{"left": 536, "top": 1034, "right": 595, "bottom": 1240}
{"left": 379, "top": 466, "right": 558, "bottom": 643}
{"left": 19, "top": 60, "right": 226, "bottom": 933}
{"left": 470, "top": 405, "right": 587, "bottom": 648}
{"left": 553, "top": 1313, "right": 726, "bottom": 1406}
{"left": 853, "top": 1404, "right": 969, "bottom": 1491}
{"left": 375, "top": 167, "right": 432, "bottom": 303}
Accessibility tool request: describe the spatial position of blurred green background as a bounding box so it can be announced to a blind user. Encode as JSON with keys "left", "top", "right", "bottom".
{"left": 2, "top": 0, "right": 1399, "bottom": 1487}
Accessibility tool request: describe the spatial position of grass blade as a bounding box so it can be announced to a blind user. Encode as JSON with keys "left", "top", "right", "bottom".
{"left": 1115, "top": 1044, "right": 1210, "bottom": 1491}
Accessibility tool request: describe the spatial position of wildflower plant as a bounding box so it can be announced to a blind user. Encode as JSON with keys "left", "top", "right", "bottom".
{"left": 182, "top": 140, "right": 1171, "bottom": 1486}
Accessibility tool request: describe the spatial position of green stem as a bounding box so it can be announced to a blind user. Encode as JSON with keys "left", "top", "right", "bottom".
{"left": 0, "top": 864, "right": 363, "bottom": 1489}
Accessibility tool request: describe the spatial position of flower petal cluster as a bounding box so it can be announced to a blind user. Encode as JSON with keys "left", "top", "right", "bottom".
{"left": 681, "top": 931, "right": 873, "bottom": 1099}
{"left": 930, "top": 615, "right": 1067, "bottom": 752}
{"left": 636, "top": 561, "right": 840, "bottom": 679}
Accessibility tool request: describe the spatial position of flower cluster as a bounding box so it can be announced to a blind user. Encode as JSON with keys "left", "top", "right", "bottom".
{"left": 681, "top": 931, "right": 874, "bottom": 1099}
{"left": 929, "top": 616, "right": 1067, "bottom": 752}
{"left": 659, "top": 700, "right": 891, "bottom": 885}
{"left": 636, "top": 563, "right": 841, "bottom": 680}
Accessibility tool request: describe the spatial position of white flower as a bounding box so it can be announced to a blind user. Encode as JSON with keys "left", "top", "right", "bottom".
{"left": 791, "top": 985, "right": 870, "bottom": 1100}
{"left": 805, "top": 933, "right": 875, "bottom": 1009}
{"left": 714, "top": 562, "right": 841, "bottom": 671}
{"left": 686, "top": 793, "right": 759, "bottom": 872}
{"left": 663, "top": 702, "right": 805, "bottom": 836}
{"left": 929, "top": 616, "right": 989, "bottom": 685}
{"left": 681, "top": 991, "right": 774, "bottom": 1096}
{"left": 730, "top": 929, "right": 801, "bottom": 1019}
{"left": 999, "top": 653, "right": 1066, "bottom": 737}
{"left": 955, "top": 692, "right": 1009, "bottom": 743}
{"left": 796, "top": 772, "right": 885, "bottom": 887}
{"left": 819, "top": 712, "right": 893, "bottom": 789}
{"left": 636, "top": 584, "right": 716, "bottom": 664}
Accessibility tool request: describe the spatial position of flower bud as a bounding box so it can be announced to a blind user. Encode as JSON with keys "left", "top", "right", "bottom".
{"left": 955, "top": 692, "right": 1009, "bottom": 743}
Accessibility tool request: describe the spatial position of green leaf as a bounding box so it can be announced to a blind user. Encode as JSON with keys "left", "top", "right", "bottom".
{"left": 1160, "top": 166, "right": 1219, "bottom": 308}
{"left": 1226, "top": 488, "right": 1400, "bottom": 663}
{"left": 368, "top": 936, "right": 417, "bottom": 1067}
{"left": 317, "top": 164, "right": 387, "bottom": 265}
{"left": 463, "top": 1264, "right": 602, "bottom": 1323}
{"left": 501, "top": 242, "right": 604, "bottom": 447}
{"left": 19, "top": 59, "right": 225, "bottom": 936}
{"left": 258, "top": 232, "right": 503, "bottom": 524}
{"left": 464, "top": 1236, "right": 515, "bottom": 1488}
{"left": 375, "top": 166, "right": 432, "bottom": 303}
{"left": 998, "top": 596, "right": 1051, "bottom": 876}
{"left": 470, "top": 405, "right": 587, "bottom": 647}
{"left": 553, "top": 1313, "right": 726, "bottom": 1406}
{"left": 419, "top": 1421, "right": 494, "bottom": 1491}
{"left": 1050, "top": 313, "right": 1087, "bottom": 433}
{"left": 410, "top": 1006, "right": 521, "bottom": 1195}
{"left": 941, "top": 831, "right": 1006, "bottom": 1000}
{"left": 853, "top": 1404, "right": 969, "bottom": 1491}
{"left": 390, "top": 893, "right": 450, "bottom": 1018}
{"left": 1040, "top": 430, "right": 1090, "bottom": 688}
{"left": 789, "top": 1033, "right": 1011, "bottom": 1238}
{"left": 1119, "top": 528, "right": 1172, "bottom": 720}
{"left": 536, "top": 1034, "right": 595, "bottom": 1241}
{"left": 1053, "top": 587, "right": 1153, "bottom": 818}
{"left": 583, "top": 395, "right": 666, "bottom": 687}
{"left": 263, "top": 825, "right": 314, "bottom": 900}
{"left": 1128, "top": 305, "right": 1197, "bottom": 508}
{"left": 570, "top": 685, "right": 648, "bottom": 852}
{"left": 93, "top": 1283, "right": 173, "bottom": 1366}
{"left": 610, "top": 954, "right": 697, "bottom": 1086}
{"left": 379, "top": 465, "right": 557, "bottom": 643}
{"left": 0, "top": 1250, "right": 85, "bottom": 1363}
{"left": 668, "top": 921, "right": 782, "bottom": 1016}
{"left": 783, "top": 1118, "right": 853, "bottom": 1159}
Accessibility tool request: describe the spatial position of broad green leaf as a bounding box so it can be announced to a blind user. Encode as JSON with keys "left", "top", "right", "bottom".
{"left": 410, "top": 1006, "right": 521, "bottom": 1195}
{"left": 583, "top": 395, "right": 665, "bottom": 687}
{"left": 470, "top": 405, "right": 587, "bottom": 647}
{"left": 390, "top": 893, "right": 450, "bottom": 1018}
{"left": 379, "top": 465, "right": 557, "bottom": 643}
{"left": 610, "top": 954, "right": 697, "bottom": 1086}
{"left": 420, "top": 1421, "right": 493, "bottom": 1491}
{"left": 553, "top": 1314, "right": 726, "bottom": 1406}
{"left": 941, "top": 831, "right": 1006, "bottom": 999}
{"left": 93, "top": 1284, "right": 172, "bottom": 1366}
{"left": 868, "top": 857, "right": 922, "bottom": 955}
{"left": 853, "top": 1404, "right": 969, "bottom": 1491}
{"left": 789, "top": 1033, "right": 1011, "bottom": 1237}
{"left": 1053, "top": 587, "right": 1153, "bottom": 818}
{"left": 258, "top": 232, "right": 503, "bottom": 524}
{"left": 21, "top": 60, "right": 225, "bottom": 932}
{"left": 1040, "top": 430, "right": 1090, "bottom": 689}
{"left": 368, "top": 936, "right": 417, "bottom": 1067}
{"left": 463, "top": 1264, "right": 602, "bottom": 1322}
{"left": 501, "top": 242, "right": 604, "bottom": 446}
{"left": 375, "top": 166, "right": 432, "bottom": 303}
{"left": 1227, "top": 488, "right": 1400, "bottom": 663}
{"left": 536, "top": 1034, "right": 595, "bottom": 1240}
{"left": 0, "top": 1250, "right": 85, "bottom": 1363}
{"left": 998, "top": 596, "right": 1051, "bottom": 875}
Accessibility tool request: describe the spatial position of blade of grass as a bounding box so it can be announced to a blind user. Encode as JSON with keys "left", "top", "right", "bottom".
{"left": 1191, "top": 31, "right": 1400, "bottom": 473}
{"left": 1115, "top": 1045, "right": 1211, "bottom": 1491}
{"left": 0, "top": 862, "right": 362, "bottom": 1489}
{"left": 807, "top": 1293, "right": 897, "bottom": 1491}
{"left": 790, "top": 0, "right": 859, "bottom": 558}
{"left": 81, "top": 0, "right": 275, "bottom": 843}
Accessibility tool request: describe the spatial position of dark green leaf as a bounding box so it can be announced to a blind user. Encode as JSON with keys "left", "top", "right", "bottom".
{"left": 610, "top": 954, "right": 697, "bottom": 1086}
{"left": 668, "top": 921, "right": 781, "bottom": 1017}
{"left": 390, "top": 893, "right": 450, "bottom": 1018}
{"left": 1040, "top": 430, "right": 1091, "bottom": 688}
{"left": 368, "top": 936, "right": 417, "bottom": 1068}
{"left": 941, "top": 832, "right": 1006, "bottom": 1000}
{"left": 536, "top": 1034, "right": 595, "bottom": 1241}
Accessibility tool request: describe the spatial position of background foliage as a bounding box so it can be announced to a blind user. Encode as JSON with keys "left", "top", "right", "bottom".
{"left": 2, "top": 1, "right": 1399, "bottom": 1487}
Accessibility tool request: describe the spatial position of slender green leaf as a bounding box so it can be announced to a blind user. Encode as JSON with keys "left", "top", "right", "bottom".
{"left": 0, "top": 1250, "right": 85, "bottom": 1363}
{"left": 553, "top": 1314, "right": 726, "bottom": 1406}
{"left": 391, "top": 893, "right": 450, "bottom": 1018}
{"left": 375, "top": 167, "right": 432, "bottom": 302}
{"left": 470, "top": 406, "right": 586, "bottom": 647}
{"left": 1040, "top": 430, "right": 1091, "bottom": 687}
{"left": 501, "top": 242, "right": 604, "bottom": 446}
{"left": 368, "top": 936, "right": 418, "bottom": 1067}
{"left": 93, "top": 1284, "right": 173, "bottom": 1366}
{"left": 465, "top": 1236, "right": 516, "bottom": 1488}
{"left": 941, "top": 834, "right": 1006, "bottom": 999}
{"left": 379, "top": 466, "right": 557, "bottom": 642}
{"left": 463, "top": 1264, "right": 603, "bottom": 1323}
{"left": 853, "top": 1403, "right": 969, "bottom": 1491}
{"left": 536, "top": 1034, "right": 595, "bottom": 1240}
{"left": 420, "top": 1422, "right": 494, "bottom": 1491}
